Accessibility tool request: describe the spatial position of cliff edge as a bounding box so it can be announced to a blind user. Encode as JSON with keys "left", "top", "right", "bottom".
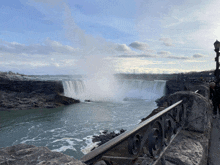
{"left": 0, "top": 72, "right": 79, "bottom": 111}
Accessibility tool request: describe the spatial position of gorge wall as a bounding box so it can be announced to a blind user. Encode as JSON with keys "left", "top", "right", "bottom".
{"left": 0, "top": 75, "right": 79, "bottom": 111}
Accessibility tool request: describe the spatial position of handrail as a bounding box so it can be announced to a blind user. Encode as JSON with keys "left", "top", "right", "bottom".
{"left": 81, "top": 101, "right": 182, "bottom": 163}
{"left": 195, "top": 90, "right": 199, "bottom": 93}
{"left": 81, "top": 90, "right": 199, "bottom": 164}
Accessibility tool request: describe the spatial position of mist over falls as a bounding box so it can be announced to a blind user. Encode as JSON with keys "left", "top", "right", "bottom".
{"left": 62, "top": 78, "right": 166, "bottom": 102}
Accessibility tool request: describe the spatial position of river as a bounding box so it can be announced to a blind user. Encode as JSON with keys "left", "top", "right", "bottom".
{"left": 0, "top": 75, "right": 166, "bottom": 159}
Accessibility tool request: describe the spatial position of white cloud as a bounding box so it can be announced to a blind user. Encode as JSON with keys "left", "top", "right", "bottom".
{"left": 157, "top": 51, "right": 190, "bottom": 60}
{"left": 159, "top": 38, "right": 174, "bottom": 46}
{"left": 0, "top": 60, "right": 49, "bottom": 67}
{"left": 63, "top": 4, "right": 121, "bottom": 58}
{"left": 159, "top": 0, "right": 220, "bottom": 50}
{"left": 166, "top": 55, "right": 189, "bottom": 60}
{"left": 193, "top": 53, "right": 206, "bottom": 58}
{"left": 116, "top": 54, "right": 157, "bottom": 58}
{"left": 129, "top": 41, "right": 149, "bottom": 50}
{"left": 157, "top": 51, "right": 171, "bottom": 56}
{"left": 32, "top": 0, "right": 63, "bottom": 6}
{"left": 183, "top": 59, "right": 206, "bottom": 63}
{"left": 115, "top": 44, "right": 131, "bottom": 52}
{"left": 0, "top": 38, "right": 77, "bottom": 55}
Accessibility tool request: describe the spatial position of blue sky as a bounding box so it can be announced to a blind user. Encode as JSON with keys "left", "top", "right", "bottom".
{"left": 0, "top": 0, "right": 219, "bottom": 75}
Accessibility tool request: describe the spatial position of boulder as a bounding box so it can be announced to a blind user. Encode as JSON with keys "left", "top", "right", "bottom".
{"left": 92, "top": 129, "right": 126, "bottom": 147}
{"left": 0, "top": 144, "right": 86, "bottom": 165}
{"left": 55, "top": 94, "right": 80, "bottom": 105}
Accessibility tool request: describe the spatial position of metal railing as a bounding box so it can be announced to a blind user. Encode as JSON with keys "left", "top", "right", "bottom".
{"left": 81, "top": 90, "right": 199, "bottom": 165}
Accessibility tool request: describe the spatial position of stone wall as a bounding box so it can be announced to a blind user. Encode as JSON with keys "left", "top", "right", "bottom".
{"left": 163, "top": 87, "right": 212, "bottom": 164}
{"left": 167, "top": 91, "right": 212, "bottom": 133}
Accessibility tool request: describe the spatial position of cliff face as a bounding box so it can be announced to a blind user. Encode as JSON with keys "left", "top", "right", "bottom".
{"left": 156, "top": 80, "right": 208, "bottom": 107}
{"left": 0, "top": 76, "right": 79, "bottom": 111}
{"left": 165, "top": 79, "right": 208, "bottom": 95}
{"left": 0, "top": 79, "right": 64, "bottom": 94}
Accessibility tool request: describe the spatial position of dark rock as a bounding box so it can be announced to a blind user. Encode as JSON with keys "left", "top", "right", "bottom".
{"left": 140, "top": 106, "right": 166, "bottom": 123}
{"left": 165, "top": 80, "right": 207, "bottom": 95}
{"left": 55, "top": 95, "right": 80, "bottom": 105}
{"left": 0, "top": 75, "right": 80, "bottom": 111}
{"left": 120, "top": 129, "right": 126, "bottom": 133}
{"left": 0, "top": 80, "right": 64, "bottom": 94}
{"left": 102, "top": 130, "right": 108, "bottom": 134}
{"left": 92, "top": 130, "right": 126, "bottom": 147}
{"left": 0, "top": 143, "right": 86, "bottom": 165}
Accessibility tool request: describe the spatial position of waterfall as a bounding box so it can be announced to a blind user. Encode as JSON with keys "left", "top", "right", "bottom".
{"left": 119, "top": 80, "right": 166, "bottom": 101}
{"left": 62, "top": 79, "right": 166, "bottom": 102}
{"left": 62, "top": 80, "right": 85, "bottom": 98}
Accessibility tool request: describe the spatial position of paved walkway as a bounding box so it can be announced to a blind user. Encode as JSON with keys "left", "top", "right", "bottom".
{"left": 208, "top": 116, "right": 220, "bottom": 165}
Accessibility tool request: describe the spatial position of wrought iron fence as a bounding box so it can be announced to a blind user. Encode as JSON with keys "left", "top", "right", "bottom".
{"left": 81, "top": 91, "right": 199, "bottom": 165}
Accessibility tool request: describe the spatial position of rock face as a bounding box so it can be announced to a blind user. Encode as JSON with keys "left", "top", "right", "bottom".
{"left": 165, "top": 80, "right": 207, "bottom": 95}
{"left": 0, "top": 144, "right": 85, "bottom": 165}
{"left": 0, "top": 76, "right": 80, "bottom": 111}
{"left": 92, "top": 129, "right": 126, "bottom": 148}
{"left": 141, "top": 85, "right": 212, "bottom": 165}
{"left": 165, "top": 80, "right": 187, "bottom": 95}
{"left": 167, "top": 91, "right": 212, "bottom": 133}
{"left": 162, "top": 89, "right": 212, "bottom": 164}
{"left": 164, "top": 130, "right": 209, "bottom": 165}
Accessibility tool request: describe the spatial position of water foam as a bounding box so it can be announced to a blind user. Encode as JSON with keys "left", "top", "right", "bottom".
{"left": 81, "top": 135, "right": 100, "bottom": 154}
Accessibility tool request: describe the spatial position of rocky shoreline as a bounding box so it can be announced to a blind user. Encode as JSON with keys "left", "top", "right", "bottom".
{"left": 0, "top": 144, "right": 85, "bottom": 165}
{"left": 0, "top": 72, "right": 80, "bottom": 111}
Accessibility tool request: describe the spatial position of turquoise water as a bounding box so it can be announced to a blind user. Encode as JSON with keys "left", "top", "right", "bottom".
{"left": 0, "top": 100, "right": 157, "bottom": 159}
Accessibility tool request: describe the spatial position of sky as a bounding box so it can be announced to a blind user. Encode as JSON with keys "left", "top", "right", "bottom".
{"left": 0, "top": 0, "right": 219, "bottom": 75}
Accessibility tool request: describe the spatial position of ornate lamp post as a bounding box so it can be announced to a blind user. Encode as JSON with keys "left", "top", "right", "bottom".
{"left": 214, "top": 40, "right": 220, "bottom": 84}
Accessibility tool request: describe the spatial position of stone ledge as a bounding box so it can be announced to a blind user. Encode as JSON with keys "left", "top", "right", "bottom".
{"left": 164, "top": 130, "right": 209, "bottom": 165}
